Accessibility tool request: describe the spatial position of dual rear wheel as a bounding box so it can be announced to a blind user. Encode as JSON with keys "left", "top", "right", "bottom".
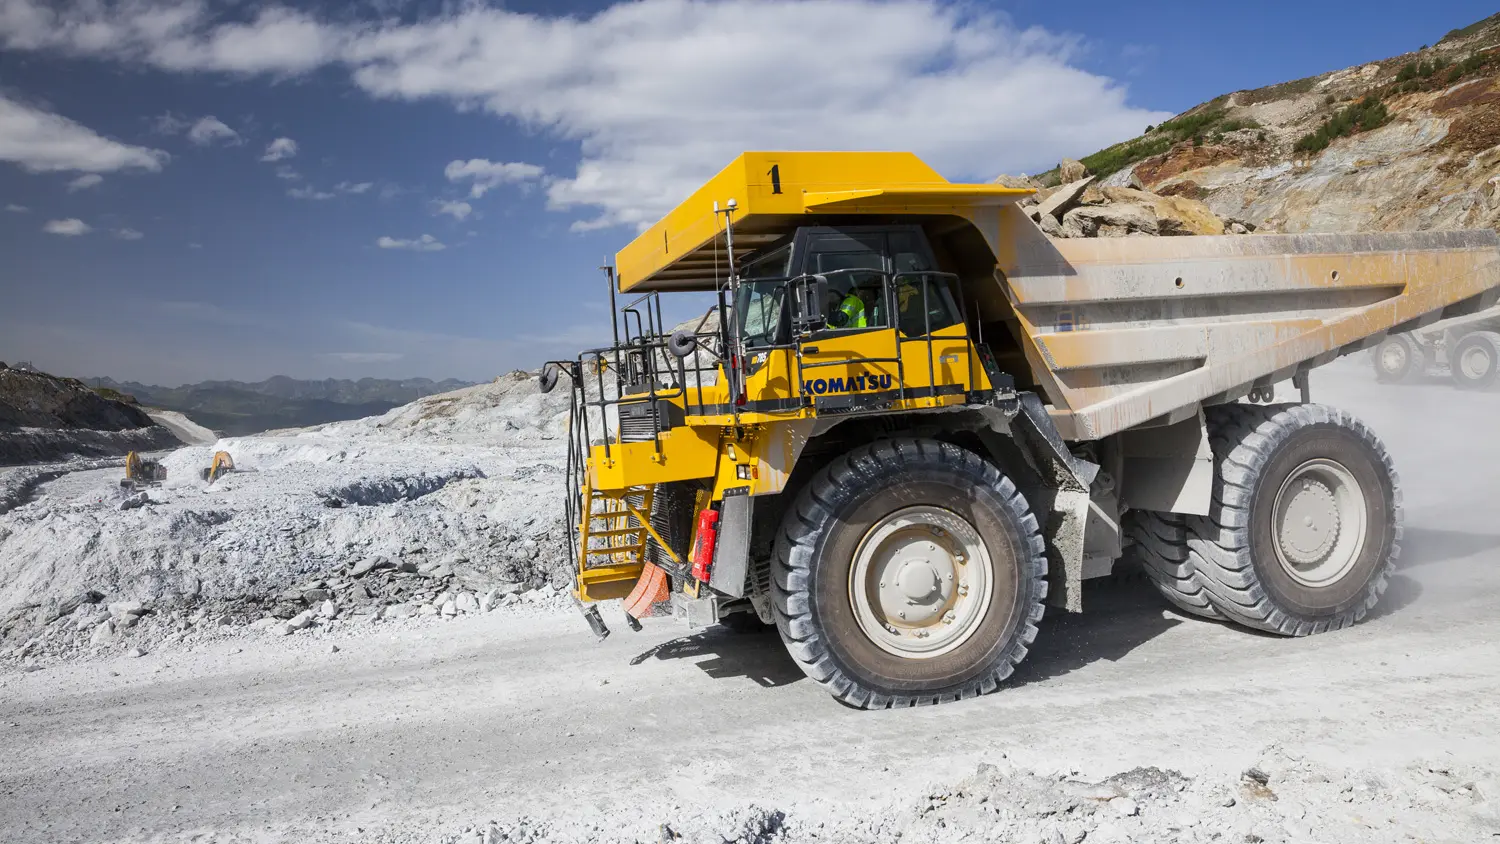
{"left": 771, "top": 404, "right": 1401, "bottom": 708}
{"left": 1133, "top": 403, "right": 1400, "bottom": 636}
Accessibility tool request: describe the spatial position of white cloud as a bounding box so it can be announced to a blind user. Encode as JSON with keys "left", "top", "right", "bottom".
{"left": 377, "top": 234, "right": 445, "bottom": 251}
{"left": 5, "top": 203, "right": 27, "bottom": 212}
{"left": 435, "top": 200, "right": 472, "bottom": 221}
{"left": 150, "top": 112, "right": 190, "bottom": 135}
{"left": 275, "top": 165, "right": 300, "bottom": 180}
{"left": 0, "top": 94, "right": 167, "bottom": 173}
{"left": 288, "top": 185, "right": 334, "bottom": 200}
{"left": 66, "top": 173, "right": 102, "bottom": 191}
{"left": 335, "top": 180, "right": 372, "bottom": 194}
{"left": 114, "top": 227, "right": 144, "bottom": 240}
{"left": 321, "top": 352, "right": 404, "bottom": 363}
{"left": 0, "top": 0, "right": 1169, "bottom": 228}
{"left": 186, "top": 115, "right": 239, "bottom": 145}
{"left": 43, "top": 217, "right": 90, "bottom": 235}
{"left": 260, "top": 136, "right": 297, "bottom": 161}
{"left": 443, "top": 159, "right": 544, "bottom": 199}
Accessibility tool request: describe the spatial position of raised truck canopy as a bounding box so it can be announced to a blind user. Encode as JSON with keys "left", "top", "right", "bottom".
{"left": 613, "top": 151, "right": 1032, "bottom": 293}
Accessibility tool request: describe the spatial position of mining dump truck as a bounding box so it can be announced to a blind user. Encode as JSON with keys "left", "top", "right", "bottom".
{"left": 1372, "top": 303, "right": 1500, "bottom": 388}
{"left": 541, "top": 152, "right": 1500, "bottom": 709}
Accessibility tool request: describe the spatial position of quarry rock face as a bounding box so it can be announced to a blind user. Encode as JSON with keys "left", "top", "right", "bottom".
{"left": 1030, "top": 17, "right": 1500, "bottom": 238}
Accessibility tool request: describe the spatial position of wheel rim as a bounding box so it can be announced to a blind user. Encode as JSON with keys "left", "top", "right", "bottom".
{"left": 848, "top": 505, "right": 993, "bottom": 659}
{"left": 1459, "top": 344, "right": 1493, "bottom": 381}
{"left": 1378, "top": 342, "right": 1407, "bottom": 375}
{"left": 1270, "top": 459, "right": 1368, "bottom": 588}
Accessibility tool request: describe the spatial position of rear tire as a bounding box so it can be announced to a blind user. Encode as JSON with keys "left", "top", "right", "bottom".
{"left": 1450, "top": 331, "right": 1500, "bottom": 390}
{"left": 1127, "top": 511, "right": 1223, "bottom": 620}
{"left": 1186, "top": 404, "right": 1401, "bottom": 636}
{"left": 770, "top": 438, "right": 1046, "bottom": 708}
{"left": 1373, "top": 334, "right": 1420, "bottom": 383}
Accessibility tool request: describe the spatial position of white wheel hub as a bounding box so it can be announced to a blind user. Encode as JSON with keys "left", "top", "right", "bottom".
{"left": 1379, "top": 342, "right": 1407, "bottom": 373}
{"left": 849, "top": 505, "right": 992, "bottom": 658}
{"left": 1459, "top": 344, "right": 1493, "bottom": 380}
{"left": 1271, "top": 459, "right": 1367, "bottom": 588}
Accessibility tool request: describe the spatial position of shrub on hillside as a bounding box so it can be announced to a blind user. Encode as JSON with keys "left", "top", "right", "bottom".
{"left": 1294, "top": 97, "right": 1390, "bottom": 154}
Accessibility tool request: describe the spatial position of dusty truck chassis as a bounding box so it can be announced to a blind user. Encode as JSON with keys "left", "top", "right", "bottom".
{"left": 542, "top": 152, "right": 1500, "bottom": 708}
{"left": 1373, "top": 304, "right": 1500, "bottom": 389}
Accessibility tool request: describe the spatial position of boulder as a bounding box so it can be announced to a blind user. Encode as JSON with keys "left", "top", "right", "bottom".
{"left": 992, "top": 173, "right": 1040, "bottom": 190}
{"left": 1062, "top": 204, "right": 1159, "bottom": 238}
{"left": 349, "top": 556, "right": 395, "bottom": 578}
{"left": 108, "top": 601, "right": 146, "bottom": 618}
{"left": 1059, "top": 158, "right": 1087, "bottom": 182}
{"left": 455, "top": 592, "right": 480, "bottom": 614}
{"left": 1038, "top": 213, "right": 1064, "bottom": 237}
{"left": 1034, "top": 176, "right": 1095, "bottom": 223}
{"left": 1100, "top": 187, "right": 1224, "bottom": 236}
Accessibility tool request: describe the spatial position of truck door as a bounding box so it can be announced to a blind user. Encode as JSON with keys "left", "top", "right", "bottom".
{"left": 796, "top": 231, "right": 902, "bottom": 409}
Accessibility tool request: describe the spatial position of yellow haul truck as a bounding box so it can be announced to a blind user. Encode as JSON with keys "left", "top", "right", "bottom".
{"left": 540, "top": 152, "right": 1500, "bottom": 709}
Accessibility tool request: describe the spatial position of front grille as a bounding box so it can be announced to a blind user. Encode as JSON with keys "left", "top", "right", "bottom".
{"left": 647, "top": 481, "right": 694, "bottom": 575}
{"left": 618, "top": 411, "right": 658, "bottom": 443}
{"left": 615, "top": 400, "right": 683, "bottom": 443}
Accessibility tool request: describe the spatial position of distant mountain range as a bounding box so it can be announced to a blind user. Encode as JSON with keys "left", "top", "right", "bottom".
{"left": 86, "top": 376, "right": 475, "bottom": 437}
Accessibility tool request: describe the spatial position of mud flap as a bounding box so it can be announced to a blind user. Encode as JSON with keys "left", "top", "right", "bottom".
{"left": 623, "top": 562, "right": 670, "bottom": 620}
{"left": 1011, "top": 392, "right": 1098, "bottom": 613}
{"left": 708, "top": 487, "right": 752, "bottom": 599}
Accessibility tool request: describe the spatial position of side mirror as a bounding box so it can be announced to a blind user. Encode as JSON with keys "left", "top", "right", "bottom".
{"left": 792, "top": 275, "right": 829, "bottom": 332}
{"left": 539, "top": 362, "right": 561, "bottom": 393}
{"left": 668, "top": 328, "right": 699, "bottom": 359}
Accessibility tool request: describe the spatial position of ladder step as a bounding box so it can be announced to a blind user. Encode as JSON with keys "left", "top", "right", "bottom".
{"left": 586, "top": 544, "right": 644, "bottom": 556}
{"left": 591, "top": 526, "right": 646, "bottom": 538}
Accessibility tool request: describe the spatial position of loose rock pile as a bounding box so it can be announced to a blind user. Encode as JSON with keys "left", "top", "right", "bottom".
{"left": 1000, "top": 159, "right": 1261, "bottom": 239}
{"left": 0, "top": 371, "right": 579, "bottom": 668}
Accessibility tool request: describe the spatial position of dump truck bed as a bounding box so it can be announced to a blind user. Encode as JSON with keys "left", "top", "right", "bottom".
{"left": 994, "top": 214, "right": 1500, "bottom": 439}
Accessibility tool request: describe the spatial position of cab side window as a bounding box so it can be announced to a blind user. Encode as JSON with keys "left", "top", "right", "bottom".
{"left": 806, "top": 235, "right": 889, "bottom": 332}
{"left": 890, "top": 231, "right": 961, "bottom": 337}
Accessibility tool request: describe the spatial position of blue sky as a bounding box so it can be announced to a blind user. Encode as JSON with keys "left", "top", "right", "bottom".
{"left": 1, "top": 0, "right": 1493, "bottom": 385}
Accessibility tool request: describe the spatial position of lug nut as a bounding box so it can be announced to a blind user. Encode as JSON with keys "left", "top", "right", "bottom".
{"left": 942, "top": 610, "right": 956, "bottom": 624}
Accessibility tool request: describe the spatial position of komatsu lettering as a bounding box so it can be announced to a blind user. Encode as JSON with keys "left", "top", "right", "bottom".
{"left": 805, "top": 373, "right": 893, "bottom": 395}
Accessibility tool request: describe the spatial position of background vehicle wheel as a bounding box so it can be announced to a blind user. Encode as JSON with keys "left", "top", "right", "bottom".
{"left": 1373, "top": 334, "right": 1419, "bottom": 383}
{"left": 1126, "top": 511, "right": 1222, "bottom": 620}
{"left": 770, "top": 438, "right": 1046, "bottom": 708}
{"left": 1186, "top": 404, "right": 1401, "bottom": 636}
{"left": 1450, "top": 331, "right": 1500, "bottom": 390}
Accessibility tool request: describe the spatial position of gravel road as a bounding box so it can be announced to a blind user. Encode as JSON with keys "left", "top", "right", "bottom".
{"left": 2, "top": 358, "right": 1499, "bottom": 843}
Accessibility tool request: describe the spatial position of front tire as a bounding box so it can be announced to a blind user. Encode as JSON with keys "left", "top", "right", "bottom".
{"left": 1450, "top": 331, "right": 1500, "bottom": 390}
{"left": 1186, "top": 404, "right": 1401, "bottom": 636}
{"left": 770, "top": 439, "right": 1046, "bottom": 708}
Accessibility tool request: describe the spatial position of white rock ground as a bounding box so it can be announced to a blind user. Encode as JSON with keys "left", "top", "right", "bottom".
{"left": 2, "top": 357, "right": 1500, "bottom": 843}
{"left": 0, "top": 371, "right": 580, "bottom": 660}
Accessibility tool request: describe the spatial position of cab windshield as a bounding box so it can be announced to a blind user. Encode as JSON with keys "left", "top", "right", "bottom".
{"left": 735, "top": 280, "right": 787, "bottom": 349}
{"left": 733, "top": 244, "right": 791, "bottom": 348}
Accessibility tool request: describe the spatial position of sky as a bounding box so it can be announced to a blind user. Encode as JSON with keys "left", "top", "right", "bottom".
{"left": 0, "top": 0, "right": 1494, "bottom": 386}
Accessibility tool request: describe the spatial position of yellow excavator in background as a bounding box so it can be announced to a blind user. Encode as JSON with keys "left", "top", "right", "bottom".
{"left": 120, "top": 451, "right": 167, "bottom": 489}
{"left": 200, "top": 451, "right": 237, "bottom": 483}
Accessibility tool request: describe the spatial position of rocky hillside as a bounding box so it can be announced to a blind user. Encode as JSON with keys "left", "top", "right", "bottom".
{"left": 1018, "top": 13, "right": 1500, "bottom": 236}
{"left": 0, "top": 363, "right": 180, "bottom": 465}
{"left": 86, "top": 375, "right": 476, "bottom": 437}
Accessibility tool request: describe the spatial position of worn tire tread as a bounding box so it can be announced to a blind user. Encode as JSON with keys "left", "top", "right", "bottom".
{"left": 769, "top": 437, "right": 1047, "bottom": 709}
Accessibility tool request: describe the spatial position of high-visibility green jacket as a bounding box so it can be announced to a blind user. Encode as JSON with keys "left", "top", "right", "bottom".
{"left": 836, "top": 294, "right": 866, "bottom": 328}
